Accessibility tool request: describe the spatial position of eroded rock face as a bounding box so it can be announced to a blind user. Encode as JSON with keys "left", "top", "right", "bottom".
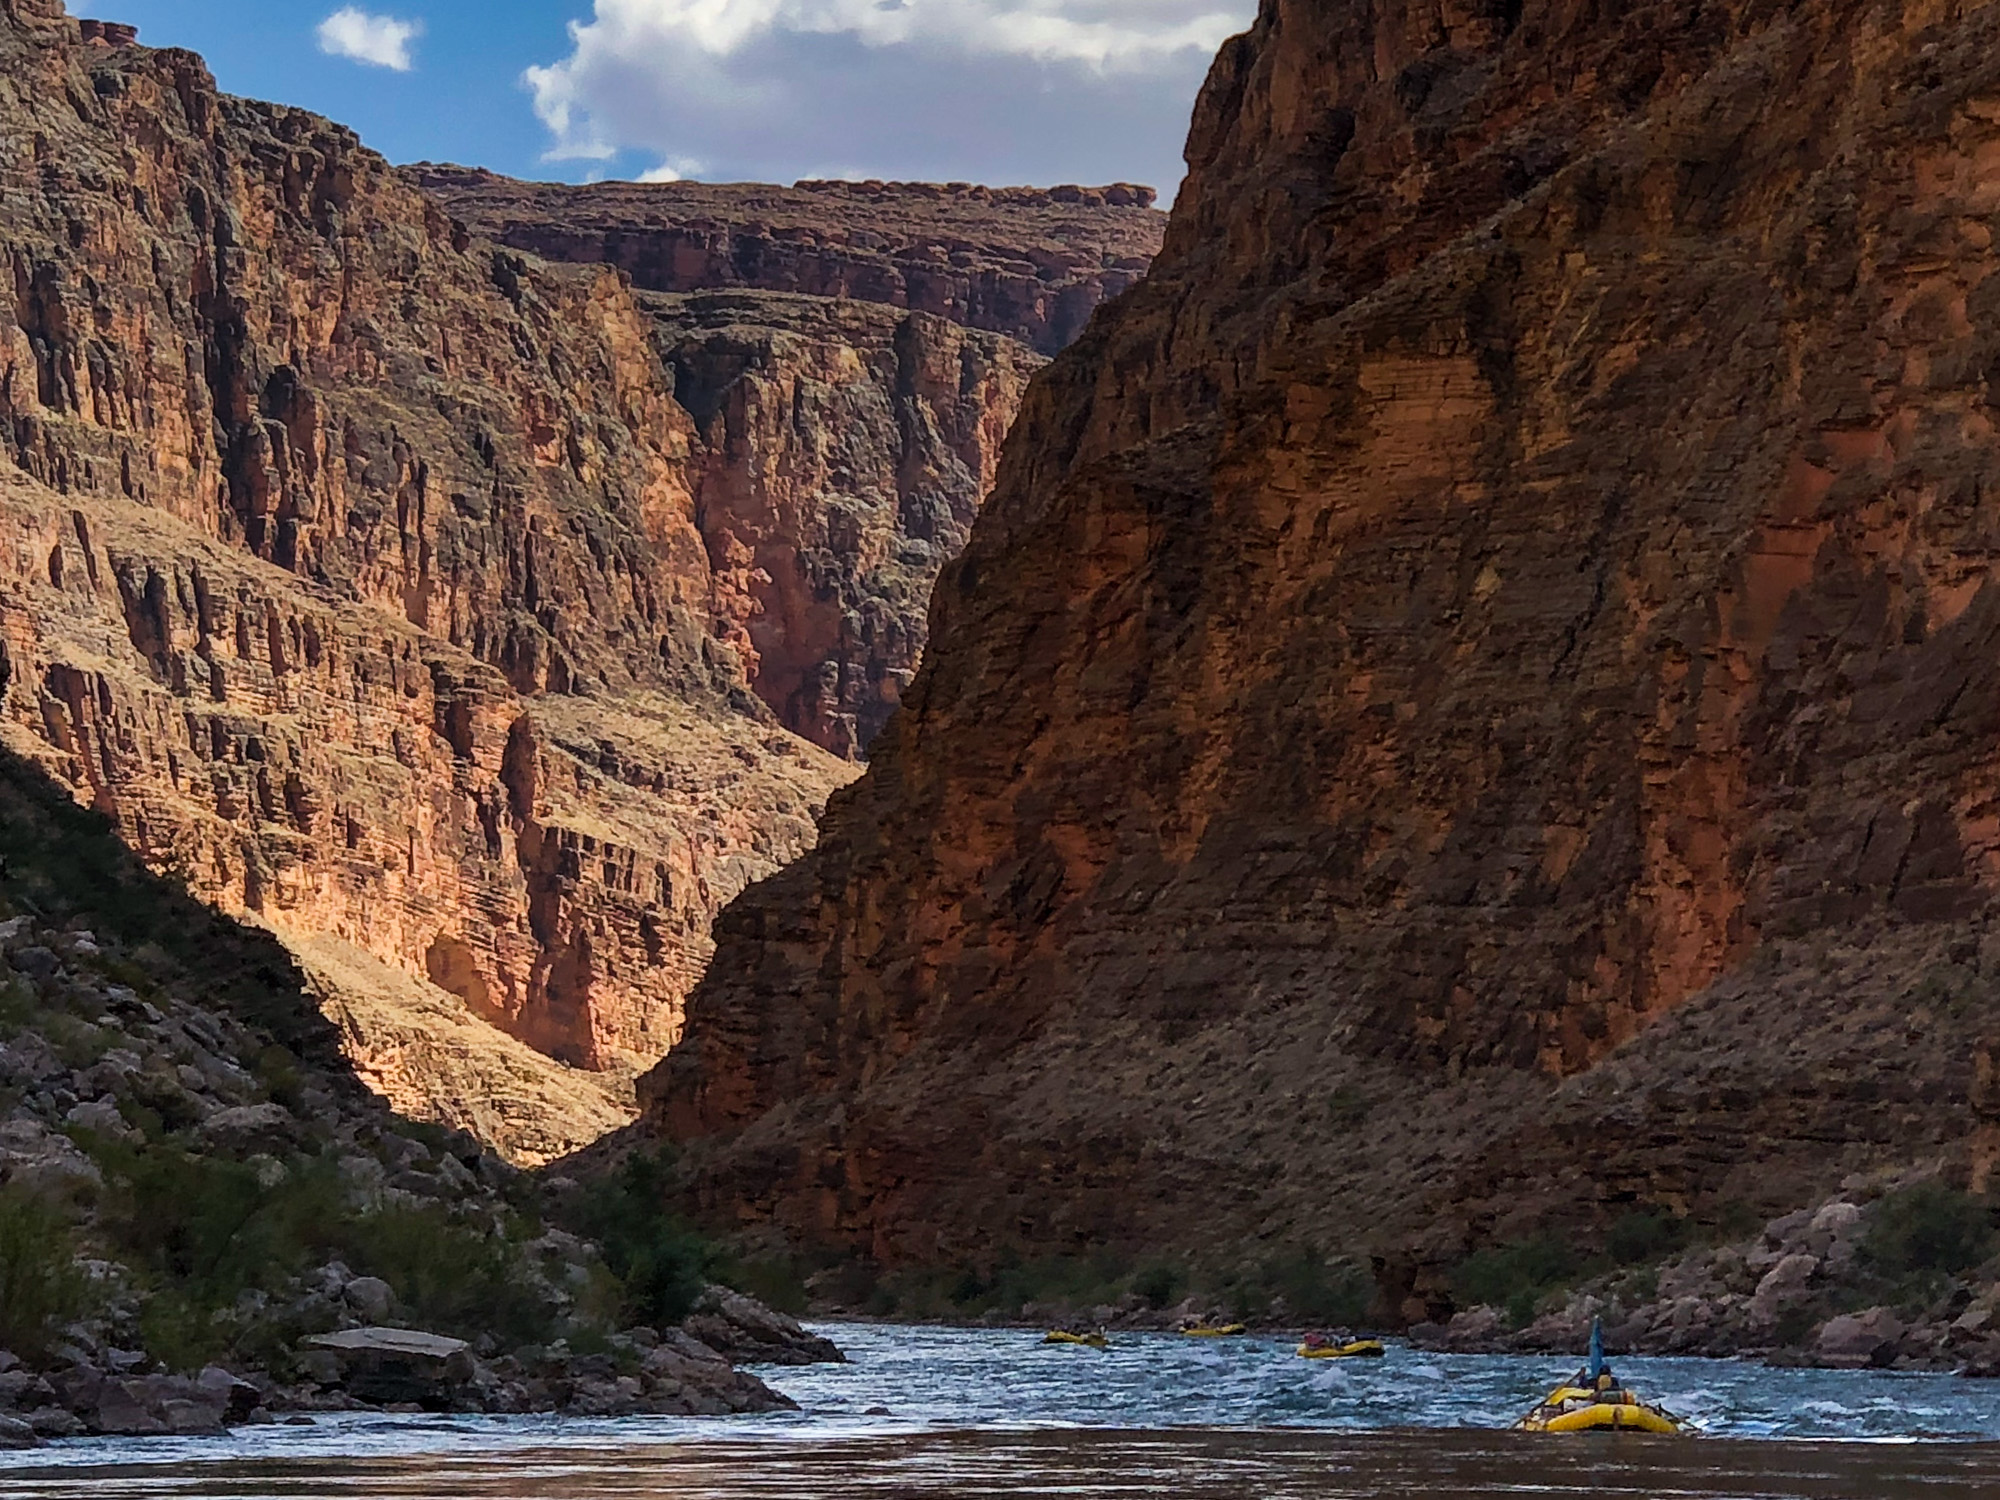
{"left": 0, "top": 4, "right": 856, "bottom": 1118}
{"left": 651, "top": 0, "right": 2000, "bottom": 1270}
{"left": 418, "top": 170, "right": 1165, "bottom": 359}
{"left": 423, "top": 172, "right": 1168, "bottom": 759}
{"left": 661, "top": 293, "right": 1040, "bottom": 757}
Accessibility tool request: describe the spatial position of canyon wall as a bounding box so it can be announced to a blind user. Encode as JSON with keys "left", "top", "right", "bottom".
{"left": 0, "top": 2, "right": 1167, "bottom": 1158}
{"left": 653, "top": 0, "right": 2000, "bottom": 1292}
{"left": 0, "top": 1, "right": 859, "bottom": 1156}
{"left": 417, "top": 170, "right": 1163, "bottom": 358}
{"left": 657, "top": 292, "right": 1040, "bottom": 758}
{"left": 426, "top": 174, "right": 1167, "bottom": 758}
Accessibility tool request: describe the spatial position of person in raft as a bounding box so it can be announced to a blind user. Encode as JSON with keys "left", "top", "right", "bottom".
{"left": 1574, "top": 1319, "right": 1624, "bottom": 1401}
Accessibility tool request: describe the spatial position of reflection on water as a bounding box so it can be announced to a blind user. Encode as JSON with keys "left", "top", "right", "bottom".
{"left": 7, "top": 1325, "right": 2000, "bottom": 1498}
{"left": 8, "top": 1429, "right": 2000, "bottom": 1499}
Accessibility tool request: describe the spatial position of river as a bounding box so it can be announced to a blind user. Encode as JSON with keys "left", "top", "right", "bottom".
{"left": 4, "top": 1324, "right": 1999, "bottom": 1497}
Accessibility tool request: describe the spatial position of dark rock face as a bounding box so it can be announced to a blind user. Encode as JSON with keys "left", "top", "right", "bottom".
{"left": 648, "top": 0, "right": 2000, "bottom": 1279}
{"left": 417, "top": 170, "right": 1166, "bottom": 358}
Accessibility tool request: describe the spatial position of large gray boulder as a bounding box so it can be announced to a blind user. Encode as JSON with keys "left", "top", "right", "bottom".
{"left": 682, "top": 1285, "right": 844, "bottom": 1366}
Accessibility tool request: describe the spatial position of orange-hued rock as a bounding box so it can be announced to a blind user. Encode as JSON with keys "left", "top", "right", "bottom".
{"left": 652, "top": 0, "right": 2000, "bottom": 1276}
{"left": 659, "top": 293, "right": 1040, "bottom": 757}
{"left": 0, "top": 2, "right": 857, "bottom": 1151}
{"left": 421, "top": 172, "right": 1167, "bottom": 758}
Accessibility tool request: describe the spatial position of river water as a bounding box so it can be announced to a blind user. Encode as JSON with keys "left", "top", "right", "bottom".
{"left": 5, "top": 1324, "right": 2000, "bottom": 1497}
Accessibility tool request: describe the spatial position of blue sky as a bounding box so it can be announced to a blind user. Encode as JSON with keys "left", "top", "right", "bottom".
{"left": 103, "top": 1, "right": 1255, "bottom": 195}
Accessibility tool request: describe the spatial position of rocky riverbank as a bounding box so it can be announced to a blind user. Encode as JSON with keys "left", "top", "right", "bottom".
{"left": 0, "top": 750, "right": 837, "bottom": 1448}
{"left": 1413, "top": 1179, "right": 2000, "bottom": 1377}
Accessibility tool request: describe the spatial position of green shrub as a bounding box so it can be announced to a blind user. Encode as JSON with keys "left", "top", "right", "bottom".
{"left": 344, "top": 1203, "right": 558, "bottom": 1345}
{"left": 1131, "top": 1262, "right": 1184, "bottom": 1310}
{"left": 723, "top": 1257, "right": 810, "bottom": 1317}
{"left": 1269, "top": 1250, "right": 1374, "bottom": 1324}
{"left": 1861, "top": 1183, "right": 1996, "bottom": 1278}
{"left": 1452, "top": 1236, "right": 1583, "bottom": 1327}
{"left": 83, "top": 1135, "right": 560, "bottom": 1361}
{"left": 1606, "top": 1209, "right": 1690, "bottom": 1267}
{"left": 0, "top": 1186, "right": 90, "bottom": 1359}
{"left": 567, "top": 1149, "right": 714, "bottom": 1328}
{"left": 1324, "top": 1086, "right": 1371, "bottom": 1129}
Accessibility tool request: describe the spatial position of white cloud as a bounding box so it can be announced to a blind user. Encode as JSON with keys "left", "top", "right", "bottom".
{"left": 524, "top": 0, "right": 1253, "bottom": 192}
{"left": 316, "top": 7, "right": 424, "bottom": 72}
{"left": 638, "top": 155, "right": 707, "bottom": 182}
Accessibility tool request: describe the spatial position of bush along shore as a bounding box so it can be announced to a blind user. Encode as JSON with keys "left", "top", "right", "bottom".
{"left": 0, "top": 752, "right": 837, "bottom": 1449}
{"left": 1414, "top": 1179, "right": 2000, "bottom": 1373}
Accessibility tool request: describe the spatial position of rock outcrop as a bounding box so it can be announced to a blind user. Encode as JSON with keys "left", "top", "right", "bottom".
{"left": 652, "top": 0, "right": 2000, "bottom": 1286}
{"left": 658, "top": 292, "right": 1039, "bottom": 756}
{"left": 0, "top": 0, "right": 859, "bottom": 1146}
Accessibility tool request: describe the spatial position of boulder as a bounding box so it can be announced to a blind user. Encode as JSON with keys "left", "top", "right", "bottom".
{"left": 1816, "top": 1307, "right": 1907, "bottom": 1369}
{"left": 344, "top": 1276, "right": 395, "bottom": 1322}
{"left": 1749, "top": 1253, "right": 1819, "bottom": 1324}
{"left": 0, "top": 1118, "right": 103, "bottom": 1192}
{"left": 0, "top": 1414, "right": 36, "bottom": 1449}
{"left": 195, "top": 1103, "right": 299, "bottom": 1154}
{"left": 681, "top": 1285, "right": 845, "bottom": 1365}
{"left": 303, "top": 1327, "right": 476, "bottom": 1409}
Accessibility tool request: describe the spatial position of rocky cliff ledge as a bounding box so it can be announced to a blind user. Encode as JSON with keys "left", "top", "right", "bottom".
{"left": 0, "top": 1, "right": 864, "bottom": 1156}
{"left": 415, "top": 169, "right": 1164, "bottom": 358}
{"left": 653, "top": 0, "right": 2000, "bottom": 1308}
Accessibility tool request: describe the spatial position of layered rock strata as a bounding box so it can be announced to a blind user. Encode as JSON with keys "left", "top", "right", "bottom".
{"left": 422, "top": 174, "right": 1168, "bottom": 758}
{"left": 418, "top": 169, "right": 1164, "bottom": 358}
{"left": 656, "top": 292, "right": 1039, "bottom": 756}
{"left": 0, "top": 0, "right": 859, "bottom": 1144}
{"left": 653, "top": 0, "right": 2000, "bottom": 1288}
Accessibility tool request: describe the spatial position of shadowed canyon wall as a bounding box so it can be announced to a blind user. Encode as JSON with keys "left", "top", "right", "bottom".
{"left": 651, "top": 0, "right": 2000, "bottom": 1289}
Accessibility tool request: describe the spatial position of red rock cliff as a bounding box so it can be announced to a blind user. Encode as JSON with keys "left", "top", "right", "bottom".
{"left": 0, "top": 2, "right": 857, "bottom": 1156}
{"left": 651, "top": 0, "right": 2000, "bottom": 1276}
{"left": 423, "top": 174, "right": 1168, "bottom": 759}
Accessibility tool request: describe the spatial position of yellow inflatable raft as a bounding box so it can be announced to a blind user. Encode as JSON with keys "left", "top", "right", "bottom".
{"left": 1181, "top": 1324, "right": 1248, "bottom": 1338}
{"left": 1297, "top": 1339, "right": 1385, "bottom": 1359}
{"left": 1515, "top": 1385, "right": 1684, "bottom": 1435}
{"left": 1042, "top": 1330, "right": 1109, "bottom": 1349}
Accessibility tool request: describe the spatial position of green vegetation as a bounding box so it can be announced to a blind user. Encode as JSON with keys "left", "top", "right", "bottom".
{"left": 1860, "top": 1182, "right": 1996, "bottom": 1279}
{"left": 1606, "top": 1209, "right": 1691, "bottom": 1267}
{"left": 0, "top": 1186, "right": 90, "bottom": 1359}
{"left": 566, "top": 1149, "right": 716, "bottom": 1328}
{"left": 1451, "top": 1236, "right": 1582, "bottom": 1328}
{"left": 75, "top": 1132, "right": 566, "bottom": 1370}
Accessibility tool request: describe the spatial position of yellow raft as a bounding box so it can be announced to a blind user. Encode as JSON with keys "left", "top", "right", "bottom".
{"left": 1297, "top": 1339, "right": 1385, "bottom": 1359}
{"left": 1181, "top": 1324, "right": 1248, "bottom": 1338}
{"left": 1042, "top": 1330, "right": 1109, "bottom": 1349}
{"left": 1515, "top": 1385, "right": 1684, "bottom": 1435}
